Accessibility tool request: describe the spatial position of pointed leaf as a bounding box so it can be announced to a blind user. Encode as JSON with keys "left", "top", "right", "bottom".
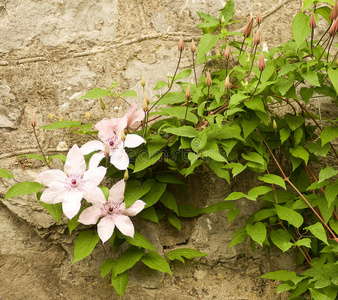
{"left": 73, "top": 230, "right": 100, "bottom": 263}
{"left": 328, "top": 67, "right": 338, "bottom": 95}
{"left": 40, "top": 202, "right": 63, "bottom": 224}
{"left": 124, "top": 231, "right": 156, "bottom": 251}
{"left": 276, "top": 205, "right": 303, "bottom": 228}
{"left": 141, "top": 251, "right": 172, "bottom": 275}
{"left": 270, "top": 229, "right": 293, "bottom": 252}
{"left": 111, "top": 271, "right": 128, "bottom": 298}
{"left": 113, "top": 246, "right": 145, "bottom": 277}
{"left": 0, "top": 168, "right": 14, "bottom": 179}
{"left": 305, "top": 222, "right": 329, "bottom": 245}
{"left": 5, "top": 181, "right": 43, "bottom": 200}
{"left": 101, "top": 259, "right": 115, "bottom": 279}
{"left": 41, "top": 121, "right": 81, "bottom": 130}
{"left": 167, "top": 248, "right": 207, "bottom": 263}
{"left": 258, "top": 174, "right": 286, "bottom": 190}
{"left": 246, "top": 222, "right": 266, "bottom": 246}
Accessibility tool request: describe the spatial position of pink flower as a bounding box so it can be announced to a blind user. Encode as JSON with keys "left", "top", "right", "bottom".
{"left": 37, "top": 144, "right": 107, "bottom": 219}
{"left": 81, "top": 110, "right": 145, "bottom": 170}
{"left": 125, "top": 102, "right": 145, "bottom": 128}
{"left": 78, "top": 179, "right": 146, "bottom": 242}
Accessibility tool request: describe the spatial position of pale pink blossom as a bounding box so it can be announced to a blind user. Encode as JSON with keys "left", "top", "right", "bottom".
{"left": 125, "top": 102, "right": 145, "bottom": 128}
{"left": 38, "top": 144, "right": 106, "bottom": 219}
{"left": 78, "top": 179, "right": 145, "bottom": 242}
{"left": 81, "top": 110, "right": 145, "bottom": 170}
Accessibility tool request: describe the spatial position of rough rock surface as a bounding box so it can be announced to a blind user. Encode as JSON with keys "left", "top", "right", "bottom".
{"left": 0, "top": 0, "right": 318, "bottom": 299}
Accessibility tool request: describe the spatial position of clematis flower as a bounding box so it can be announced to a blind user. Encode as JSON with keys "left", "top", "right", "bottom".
{"left": 125, "top": 102, "right": 145, "bottom": 128}
{"left": 81, "top": 109, "right": 145, "bottom": 170}
{"left": 37, "top": 144, "right": 107, "bottom": 219}
{"left": 78, "top": 179, "right": 146, "bottom": 242}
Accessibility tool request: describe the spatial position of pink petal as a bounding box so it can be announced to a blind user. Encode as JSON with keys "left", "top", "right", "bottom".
{"left": 37, "top": 169, "right": 67, "bottom": 187}
{"left": 110, "top": 149, "right": 129, "bottom": 170}
{"left": 124, "top": 134, "right": 145, "bottom": 148}
{"left": 127, "top": 107, "right": 145, "bottom": 128}
{"left": 96, "top": 119, "right": 119, "bottom": 141}
{"left": 81, "top": 186, "right": 106, "bottom": 204}
{"left": 97, "top": 216, "right": 116, "bottom": 243}
{"left": 123, "top": 200, "right": 146, "bottom": 216}
{"left": 62, "top": 188, "right": 83, "bottom": 219}
{"left": 83, "top": 166, "right": 106, "bottom": 186}
{"left": 40, "top": 182, "right": 66, "bottom": 204}
{"left": 81, "top": 140, "right": 105, "bottom": 155}
{"left": 108, "top": 179, "right": 125, "bottom": 204}
{"left": 88, "top": 152, "right": 105, "bottom": 168}
{"left": 114, "top": 214, "right": 135, "bottom": 238}
{"left": 78, "top": 205, "right": 103, "bottom": 225}
{"left": 64, "top": 144, "right": 86, "bottom": 175}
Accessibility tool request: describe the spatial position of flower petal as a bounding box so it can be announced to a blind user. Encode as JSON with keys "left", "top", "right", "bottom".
{"left": 127, "top": 107, "right": 145, "bottom": 128}
{"left": 123, "top": 200, "right": 146, "bottom": 216}
{"left": 40, "top": 182, "right": 66, "bottom": 204}
{"left": 124, "top": 134, "right": 145, "bottom": 148}
{"left": 78, "top": 205, "right": 103, "bottom": 225}
{"left": 114, "top": 214, "right": 135, "bottom": 238}
{"left": 81, "top": 186, "right": 106, "bottom": 204}
{"left": 108, "top": 179, "right": 125, "bottom": 204}
{"left": 83, "top": 166, "right": 106, "bottom": 186}
{"left": 64, "top": 144, "right": 86, "bottom": 175}
{"left": 37, "top": 169, "right": 67, "bottom": 187}
{"left": 97, "top": 216, "right": 116, "bottom": 243}
{"left": 80, "top": 140, "right": 105, "bottom": 155}
{"left": 110, "top": 149, "right": 129, "bottom": 170}
{"left": 62, "top": 188, "right": 83, "bottom": 219}
{"left": 88, "top": 152, "right": 105, "bottom": 169}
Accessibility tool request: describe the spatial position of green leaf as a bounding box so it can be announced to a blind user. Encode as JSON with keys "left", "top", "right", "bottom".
{"left": 154, "top": 92, "right": 186, "bottom": 105}
{"left": 319, "top": 167, "right": 338, "bottom": 183}
{"left": 197, "top": 33, "right": 220, "bottom": 64}
{"left": 119, "top": 90, "right": 137, "bottom": 98}
{"left": 147, "top": 135, "right": 167, "bottom": 158}
{"left": 191, "top": 130, "right": 208, "bottom": 151}
{"left": 305, "top": 222, "right": 329, "bottom": 245}
{"left": 309, "top": 289, "right": 331, "bottom": 300}
{"left": 270, "top": 229, "right": 293, "bottom": 252}
{"left": 294, "top": 238, "right": 311, "bottom": 247}
{"left": 258, "top": 174, "right": 286, "bottom": 190}
{"left": 18, "top": 154, "right": 45, "bottom": 162}
{"left": 158, "top": 107, "right": 198, "bottom": 124}
{"left": 242, "top": 152, "right": 266, "bottom": 166}
{"left": 5, "top": 181, "right": 43, "bottom": 200}
{"left": 139, "top": 206, "right": 159, "bottom": 223}
{"left": 101, "top": 259, "right": 115, "bottom": 278}
{"left": 246, "top": 222, "right": 266, "bottom": 246}
{"left": 247, "top": 186, "right": 273, "bottom": 200}
{"left": 329, "top": 219, "right": 338, "bottom": 236}
{"left": 166, "top": 248, "right": 207, "bottom": 263}
{"left": 174, "top": 69, "right": 192, "bottom": 81}
{"left": 292, "top": 13, "right": 311, "bottom": 49}
{"left": 219, "top": 0, "right": 234, "bottom": 24}
{"left": 154, "top": 81, "right": 168, "bottom": 90}
{"left": 284, "top": 113, "right": 304, "bottom": 131}
{"left": 302, "top": 70, "right": 320, "bottom": 86}
{"left": 280, "top": 127, "right": 291, "bottom": 144}
{"left": 124, "top": 231, "right": 156, "bottom": 251}
{"left": 41, "top": 120, "right": 81, "bottom": 130}
{"left": 290, "top": 146, "right": 309, "bottom": 165}
{"left": 111, "top": 271, "right": 128, "bottom": 298}
{"left": 0, "top": 168, "right": 14, "bottom": 179}
{"left": 141, "top": 181, "right": 166, "bottom": 208}
{"left": 113, "top": 246, "right": 145, "bottom": 277}
{"left": 124, "top": 179, "right": 152, "bottom": 207}
{"left": 321, "top": 126, "right": 338, "bottom": 146}
{"left": 228, "top": 93, "right": 250, "bottom": 107}
{"left": 202, "top": 201, "right": 234, "bottom": 213}
{"left": 68, "top": 213, "right": 80, "bottom": 235}
{"left": 168, "top": 214, "right": 181, "bottom": 231}
{"left": 276, "top": 205, "right": 304, "bottom": 228}
{"left": 227, "top": 208, "right": 240, "bottom": 223}
{"left": 208, "top": 160, "right": 230, "bottom": 183}
{"left": 48, "top": 154, "right": 67, "bottom": 164}
{"left": 73, "top": 230, "right": 100, "bottom": 263}
{"left": 79, "top": 88, "right": 111, "bottom": 100}
{"left": 155, "top": 172, "right": 183, "bottom": 185}
{"left": 260, "top": 270, "right": 298, "bottom": 281}
{"left": 40, "top": 202, "right": 63, "bottom": 223}
{"left": 163, "top": 126, "right": 197, "bottom": 138}
{"left": 325, "top": 182, "right": 338, "bottom": 207}
{"left": 225, "top": 191, "right": 247, "bottom": 201}
{"left": 177, "top": 204, "right": 203, "bottom": 217}
{"left": 300, "top": 87, "right": 314, "bottom": 104}
{"left": 228, "top": 230, "right": 248, "bottom": 248}
{"left": 160, "top": 190, "right": 178, "bottom": 215}
{"left": 134, "top": 151, "right": 163, "bottom": 173}
{"left": 253, "top": 209, "right": 277, "bottom": 222}
{"left": 141, "top": 251, "right": 172, "bottom": 275}
{"left": 328, "top": 67, "right": 338, "bottom": 94}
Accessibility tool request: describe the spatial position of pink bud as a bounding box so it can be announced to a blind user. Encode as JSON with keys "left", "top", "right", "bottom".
{"left": 330, "top": 1, "right": 338, "bottom": 21}
{"left": 243, "top": 17, "right": 254, "bottom": 38}
{"left": 206, "top": 72, "right": 212, "bottom": 87}
{"left": 253, "top": 29, "right": 260, "bottom": 45}
{"left": 31, "top": 114, "right": 37, "bottom": 127}
{"left": 224, "top": 75, "right": 232, "bottom": 90}
{"left": 310, "top": 12, "right": 316, "bottom": 29}
{"left": 224, "top": 43, "right": 231, "bottom": 59}
{"left": 191, "top": 39, "right": 196, "bottom": 53}
{"left": 257, "top": 10, "right": 262, "bottom": 25}
{"left": 178, "top": 35, "right": 184, "bottom": 51}
{"left": 185, "top": 84, "right": 191, "bottom": 100}
{"left": 259, "top": 52, "right": 265, "bottom": 72}
{"left": 329, "top": 18, "right": 336, "bottom": 36}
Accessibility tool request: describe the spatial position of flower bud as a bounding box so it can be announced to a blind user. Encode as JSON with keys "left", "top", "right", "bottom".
{"left": 143, "top": 98, "right": 148, "bottom": 112}
{"left": 31, "top": 114, "right": 37, "bottom": 127}
{"left": 178, "top": 35, "right": 184, "bottom": 52}
{"left": 216, "top": 49, "right": 221, "bottom": 59}
{"left": 221, "top": 15, "right": 225, "bottom": 25}
{"left": 59, "top": 116, "right": 64, "bottom": 121}
{"left": 124, "top": 169, "right": 129, "bottom": 181}
{"left": 329, "top": 18, "right": 336, "bottom": 36}
{"left": 257, "top": 10, "right": 262, "bottom": 25}
{"left": 224, "top": 43, "right": 231, "bottom": 59}
{"left": 253, "top": 29, "right": 260, "bottom": 45}
{"left": 243, "top": 16, "right": 254, "bottom": 38}
{"left": 185, "top": 84, "right": 191, "bottom": 100}
{"left": 330, "top": 1, "right": 338, "bottom": 22}
{"left": 114, "top": 106, "right": 119, "bottom": 113}
{"left": 259, "top": 52, "right": 265, "bottom": 72}
{"left": 100, "top": 99, "right": 105, "bottom": 111}
{"left": 121, "top": 130, "right": 126, "bottom": 142}
{"left": 224, "top": 75, "right": 232, "bottom": 90}
{"left": 310, "top": 12, "right": 316, "bottom": 29}
{"left": 144, "top": 91, "right": 150, "bottom": 105}
{"left": 191, "top": 39, "right": 196, "bottom": 53}
{"left": 272, "top": 119, "right": 277, "bottom": 130}
{"left": 206, "top": 72, "right": 212, "bottom": 87}
{"left": 104, "top": 144, "right": 110, "bottom": 157}
{"left": 85, "top": 112, "right": 90, "bottom": 119}
{"left": 141, "top": 76, "right": 146, "bottom": 87}
{"left": 48, "top": 113, "right": 53, "bottom": 120}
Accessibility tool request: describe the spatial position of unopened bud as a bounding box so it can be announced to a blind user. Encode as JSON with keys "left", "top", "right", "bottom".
{"left": 143, "top": 98, "right": 148, "bottom": 112}
{"left": 85, "top": 112, "right": 90, "bottom": 119}
{"left": 121, "top": 130, "right": 126, "bottom": 142}
{"left": 257, "top": 10, "right": 262, "bottom": 25}
{"left": 272, "top": 119, "right": 277, "bottom": 130}
{"left": 310, "top": 12, "right": 316, "bottom": 29}
{"left": 216, "top": 49, "right": 221, "bottom": 59}
{"left": 259, "top": 52, "right": 265, "bottom": 72}
{"left": 221, "top": 15, "right": 225, "bottom": 25}
{"left": 253, "top": 29, "right": 260, "bottom": 45}
{"left": 114, "top": 106, "right": 119, "bottom": 113}
{"left": 206, "top": 72, "right": 212, "bottom": 87}
{"left": 144, "top": 92, "right": 150, "bottom": 105}
{"left": 104, "top": 144, "right": 110, "bottom": 157}
{"left": 59, "top": 116, "right": 64, "bottom": 121}
{"left": 31, "top": 114, "right": 37, "bottom": 127}
{"left": 330, "top": 0, "right": 338, "bottom": 22}
{"left": 329, "top": 18, "right": 336, "bottom": 36}
{"left": 141, "top": 76, "right": 146, "bottom": 87}
{"left": 178, "top": 35, "right": 184, "bottom": 52}
{"left": 224, "top": 43, "right": 231, "bottom": 59}
{"left": 224, "top": 75, "right": 232, "bottom": 90}
{"left": 243, "top": 16, "right": 254, "bottom": 38}
{"left": 185, "top": 84, "right": 191, "bottom": 100}
{"left": 48, "top": 113, "right": 53, "bottom": 120}
{"left": 191, "top": 39, "right": 196, "bottom": 53}
{"left": 100, "top": 99, "right": 105, "bottom": 111}
{"left": 124, "top": 169, "right": 129, "bottom": 181}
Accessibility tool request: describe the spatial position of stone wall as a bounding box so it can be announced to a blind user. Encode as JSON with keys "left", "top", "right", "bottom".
{"left": 1, "top": 0, "right": 301, "bottom": 299}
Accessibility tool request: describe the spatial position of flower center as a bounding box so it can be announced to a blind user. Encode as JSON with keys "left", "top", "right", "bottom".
{"left": 106, "top": 202, "right": 120, "bottom": 215}
{"left": 67, "top": 174, "right": 82, "bottom": 188}
{"left": 71, "top": 179, "right": 77, "bottom": 186}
